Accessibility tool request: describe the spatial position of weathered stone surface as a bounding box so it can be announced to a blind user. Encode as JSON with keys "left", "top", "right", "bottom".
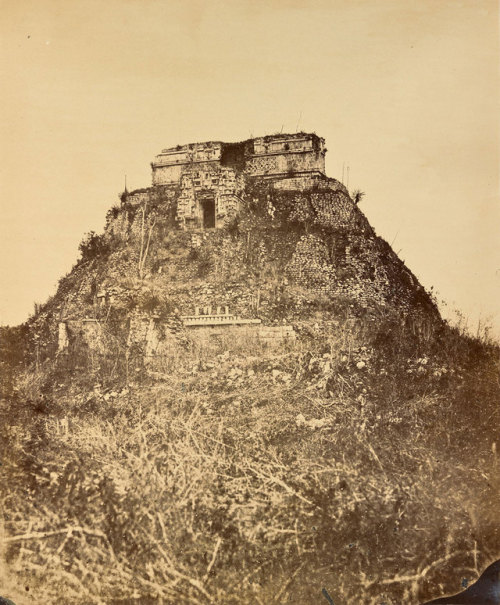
{"left": 26, "top": 132, "right": 438, "bottom": 362}
{"left": 151, "top": 133, "right": 326, "bottom": 186}
{"left": 57, "top": 322, "right": 69, "bottom": 351}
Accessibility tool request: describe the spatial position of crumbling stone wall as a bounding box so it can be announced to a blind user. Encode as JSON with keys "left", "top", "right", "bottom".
{"left": 106, "top": 186, "right": 178, "bottom": 247}
{"left": 128, "top": 314, "right": 162, "bottom": 357}
{"left": 284, "top": 228, "right": 426, "bottom": 312}
{"left": 184, "top": 323, "right": 296, "bottom": 348}
{"left": 151, "top": 142, "right": 223, "bottom": 185}
{"left": 127, "top": 311, "right": 184, "bottom": 357}
{"left": 151, "top": 133, "right": 326, "bottom": 187}
{"left": 57, "top": 319, "right": 105, "bottom": 352}
{"left": 58, "top": 322, "right": 69, "bottom": 351}
{"left": 287, "top": 191, "right": 359, "bottom": 231}
{"left": 287, "top": 235, "right": 336, "bottom": 292}
{"left": 271, "top": 173, "right": 325, "bottom": 191}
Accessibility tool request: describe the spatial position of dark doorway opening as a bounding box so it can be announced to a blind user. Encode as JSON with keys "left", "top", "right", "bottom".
{"left": 202, "top": 199, "right": 216, "bottom": 229}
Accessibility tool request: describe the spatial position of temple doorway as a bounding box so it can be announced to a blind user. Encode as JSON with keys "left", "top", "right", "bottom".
{"left": 202, "top": 199, "right": 216, "bottom": 229}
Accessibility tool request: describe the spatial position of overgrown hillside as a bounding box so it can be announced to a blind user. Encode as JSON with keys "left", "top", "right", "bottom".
{"left": 1, "top": 178, "right": 498, "bottom": 604}
{"left": 23, "top": 179, "right": 438, "bottom": 360}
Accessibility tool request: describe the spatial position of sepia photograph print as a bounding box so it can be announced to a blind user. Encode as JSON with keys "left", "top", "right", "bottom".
{"left": 1, "top": 1, "right": 499, "bottom": 603}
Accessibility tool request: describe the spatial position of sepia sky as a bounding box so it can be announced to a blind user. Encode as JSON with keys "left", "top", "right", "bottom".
{"left": 1, "top": 0, "right": 499, "bottom": 334}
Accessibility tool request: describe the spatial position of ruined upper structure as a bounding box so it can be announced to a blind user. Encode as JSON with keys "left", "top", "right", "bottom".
{"left": 151, "top": 133, "right": 326, "bottom": 185}
{"left": 148, "top": 133, "right": 326, "bottom": 230}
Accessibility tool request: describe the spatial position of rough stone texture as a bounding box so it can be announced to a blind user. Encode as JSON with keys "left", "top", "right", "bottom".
{"left": 151, "top": 133, "right": 326, "bottom": 186}
{"left": 58, "top": 319, "right": 105, "bottom": 352}
{"left": 287, "top": 190, "right": 361, "bottom": 230}
{"left": 128, "top": 314, "right": 162, "bottom": 357}
{"left": 123, "top": 309, "right": 294, "bottom": 358}
{"left": 151, "top": 141, "right": 223, "bottom": 185}
{"left": 176, "top": 166, "right": 245, "bottom": 228}
{"left": 26, "top": 132, "right": 439, "bottom": 363}
{"left": 287, "top": 234, "right": 336, "bottom": 292}
{"left": 183, "top": 323, "right": 296, "bottom": 348}
{"left": 270, "top": 173, "right": 326, "bottom": 191}
{"left": 257, "top": 325, "right": 296, "bottom": 344}
{"left": 58, "top": 322, "right": 69, "bottom": 351}
{"left": 127, "top": 311, "right": 184, "bottom": 357}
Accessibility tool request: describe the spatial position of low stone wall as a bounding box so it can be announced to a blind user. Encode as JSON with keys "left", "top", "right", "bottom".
{"left": 185, "top": 322, "right": 296, "bottom": 347}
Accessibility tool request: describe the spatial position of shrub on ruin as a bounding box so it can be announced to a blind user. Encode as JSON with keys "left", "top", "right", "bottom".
{"left": 225, "top": 215, "right": 240, "bottom": 238}
{"left": 197, "top": 255, "right": 213, "bottom": 277}
{"left": 78, "top": 231, "right": 110, "bottom": 263}
{"left": 106, "top": 204, "right": 121, "bottom": 221}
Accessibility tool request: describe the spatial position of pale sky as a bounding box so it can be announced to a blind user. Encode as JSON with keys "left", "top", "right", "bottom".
{"left": 1, "top": 0, "right": 499, "bottom": 335}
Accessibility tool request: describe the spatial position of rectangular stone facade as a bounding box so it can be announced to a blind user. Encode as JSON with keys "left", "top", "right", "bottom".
{"left": 152, "top": 142, "right": 223, "bottom": 185}
{"left": 176, "top": 166, "right": 245, "bottom": 229}
{"left": 245, "top": 135, "right": 325, "bottom": 178}
{"left": 151, "top": 133, "right": 326, "bottom": 187}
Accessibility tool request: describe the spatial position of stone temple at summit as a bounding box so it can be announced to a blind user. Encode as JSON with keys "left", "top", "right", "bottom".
{"left": 146, "top": 133, "right": 328, "bottom": 229}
